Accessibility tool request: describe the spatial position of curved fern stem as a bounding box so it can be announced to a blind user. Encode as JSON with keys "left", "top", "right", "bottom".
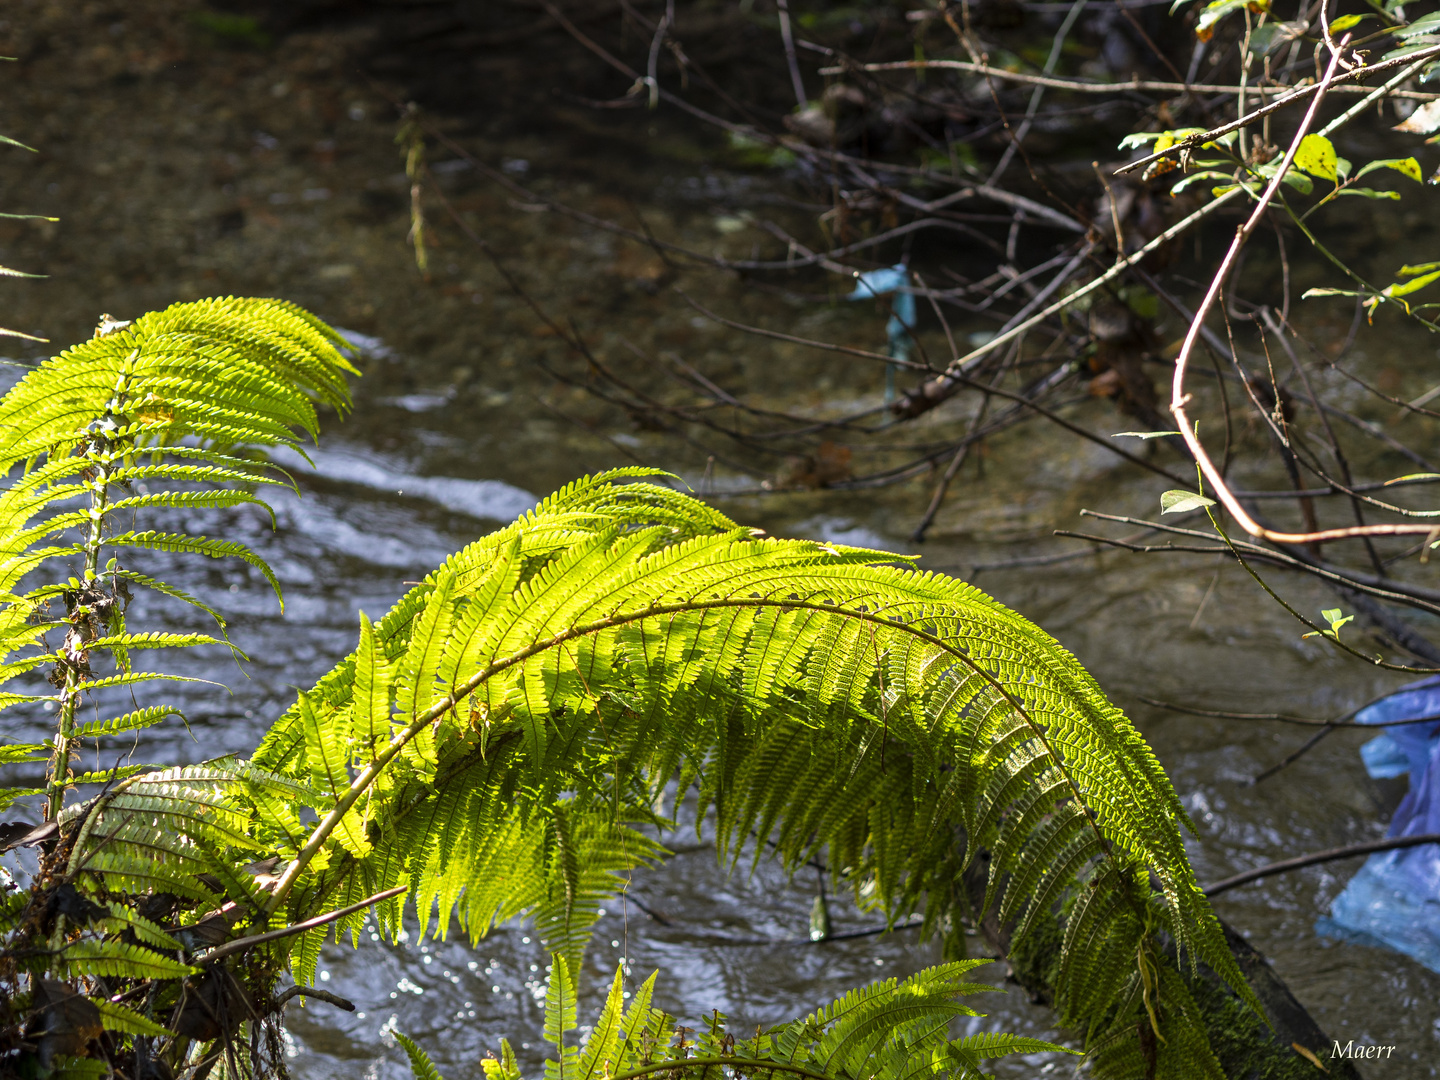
{"left": 264, "top": 595, "right": 1116, "bottom": 918}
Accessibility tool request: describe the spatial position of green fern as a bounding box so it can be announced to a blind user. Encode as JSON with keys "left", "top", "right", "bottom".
{"left": 220, "top": 469, "right": 1253, "bottom": 1069}
{"left": 0, "top": 297, "right": 354, "bottom": 1079}
{"left": 1, "top": 297, "right": 1256, "bottom": 1079}
{"left": 0, "top": 296, "right": 354, "bottom": 824}
{"left": 402, "top": 959, "right": 1076, "bottom": 1080}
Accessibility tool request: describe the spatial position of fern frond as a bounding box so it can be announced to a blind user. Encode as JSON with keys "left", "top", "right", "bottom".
{"left": 74, "top": 705, "right": 184, "bottom": 739}
{"left": 105, "top": 531, "right": 282, "bottom": 603}
{"left": 576, "top": 967, "right": 627, "bottom": 1080}
{"left": 0, "top": 296, "right": 354, "bottom": 469}
{"left": 395, "top": 1033, "right": 448, "bottom": 1080}
{"left": 6, "top": 454, "right": 1259, "bottom": 1075}
{"left": 481, "top": 1041, "right": 524, "bottom": 1080}
{"left": 100, "top": 902, "right": 183, "bottom": 951}
{"left": 542, "top": 954, "right": 581, "bottom": 1080}
{"left": 216, "top": 475, "right": 1258, "bottom": 1073}
{"left": 93, "top": 1000, "right": 174, "bottom": 1038}
{"left": 58, "top": 940, "right": 197, "bottom": 980}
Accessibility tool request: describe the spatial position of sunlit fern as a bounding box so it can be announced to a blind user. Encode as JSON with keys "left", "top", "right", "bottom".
{"left": 0, "top": 295, "right": 355, "bottom": 822}
{"left": 0, "top": 297, "right": 1256, "bottom": 1080}
{"left": 220, "top": 467, "right": 1254, "bottom": 1077}
{"left": 396, "top": 956, "right": 1077, "bottom": 1080}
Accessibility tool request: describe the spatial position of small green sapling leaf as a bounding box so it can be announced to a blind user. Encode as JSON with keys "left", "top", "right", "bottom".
{"left": 1303, "top": 608, "right": 1355, "bottom": 640}
{"left": 1161, "top": 490, "right": 1217, "bottom": 514}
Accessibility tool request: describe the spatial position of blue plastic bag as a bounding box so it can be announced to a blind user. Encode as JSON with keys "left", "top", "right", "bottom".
{"left": 1315, "top": 676, "right": 1440, "bottom": 972}
{"left": 846, "top": 265, "right": 917, "bottom": 404}
{"left": 846, "top": 265, "right": 916, "bottom": 349}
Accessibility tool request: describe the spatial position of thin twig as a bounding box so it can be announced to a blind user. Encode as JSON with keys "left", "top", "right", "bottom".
{"left": 897, "top": 191, "right": 1242, "bottom": 419}
{"left": 776, "top": 0, "right": 807, "bottom": 108}
{"left": 1250, "top": 724, "right": 1339, "bottom": 785}
{"left": 816, "top": 58, "right": 1440, "bottom": 100}
{"left": 1203, "top": 834, "right": 1440, "bottom": 897}
{"left": 1137, "top": 695, "right": 1440, "bottom": 729}
{"left": 204, "top": 885, "right": 408, "bottom": 964}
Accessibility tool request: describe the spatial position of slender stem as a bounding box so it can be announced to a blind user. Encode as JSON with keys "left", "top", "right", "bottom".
{"left": 775, "top": 0, "right": 807, "bottom": 108}
{"left": 1204, "top": 833, "right": 1440, "bottom": 896}
{"left": 988, "top": 0, "right": 1087, "bottom": 186}
{"left": 815, "top": 58, "right": 1440, "bottom": 100}
{"left": 1237, "top": 9, "right": 1254, "bottom": 160}
{"left": 45, "top": 440, "right": 114, "bottom": 822}
{"left": 1169, "top": 44, "right": 1440, "bottom": 547}
{"left": 204, "top": 884, "right": 407, "bottom": 964}
{"left": 1134, "top": 696, "right": 1440, "bottom": 728}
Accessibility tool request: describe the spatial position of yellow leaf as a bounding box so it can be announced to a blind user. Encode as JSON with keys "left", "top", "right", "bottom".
{"left": 1294, "top": 134, "right": 1337, "bottom": 182}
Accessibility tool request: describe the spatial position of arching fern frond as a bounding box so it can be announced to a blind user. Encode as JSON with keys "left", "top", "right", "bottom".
{"left": 162, "top": 473, "right": 1251, "bottom": 1069}
{"left": 1, "top": 298, "right": 1259, "bottom": 1076}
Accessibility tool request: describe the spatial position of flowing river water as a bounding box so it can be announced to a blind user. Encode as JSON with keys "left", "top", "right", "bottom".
{"left": 4, "top": 4, "right": 1440, "bottom": 1076}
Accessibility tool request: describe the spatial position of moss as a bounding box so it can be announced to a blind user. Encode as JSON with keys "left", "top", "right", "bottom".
{"left": 992, "top": 897, "right": 1333, "bottom": 1079}
{"left": 1180, "top": 966, "right": 1322, "bottom": 1080}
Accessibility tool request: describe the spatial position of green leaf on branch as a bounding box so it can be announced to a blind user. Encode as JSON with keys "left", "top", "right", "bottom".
{"left": 1303, "top": 608, "right": 1354, "bottom": 641}
{"left": 1384, "top": 267, "right": 1440, "bottom": 299}
{"left": 1338, "top": 187, "right": 1403, "bottom": 200}
{"left": 1171, "top": 170, "right": 1234, "bottom": 194}
{"left": 1294, "top": 134, "right": 1337, "bottom": 182}
{"left": 1161, "top": 490, "right": 1217, "bottom": 514}
{"left": 1356, "top": 156, "right": 1423, "bottom": 182}
{"left": 1328, "top": 13, "right": 1372, "bottom": 31}
{"left": 1395, "top": 11, "right": 1440, "bottom": 37}
{"left": 1280, "top": 168, "right": 1313, "bottom": 194}
{"left": 1195, "top": 0, "right": 1268, "bottom": 41}
{"left": 1118, "top": 132, "right": 1165, "bottom": 150}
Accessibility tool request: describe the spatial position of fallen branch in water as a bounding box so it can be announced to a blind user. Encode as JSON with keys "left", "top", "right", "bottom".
{"left": 1204, "top": 834, "right": 1440, "bottom": 897}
